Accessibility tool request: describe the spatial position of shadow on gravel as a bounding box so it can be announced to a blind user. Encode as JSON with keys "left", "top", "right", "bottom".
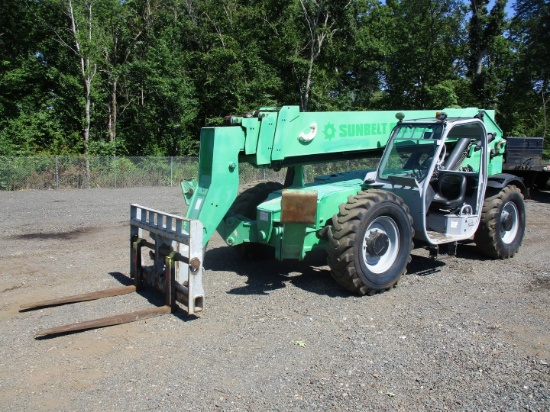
{"left": 204, "top": 247, "right": 351, "bottom": 298}
{"left": 453, "top": 242, "right": 492, "bottom": 261}
{"left": 205, "top": 245, "right": 455, "bottom": 297}
{"left": 14, "top": 227, "right": 98, "bottom": 240}
{"left": 407, "top": 254, "right": 446, "bottom": 277}
{"left": 528, "top": 189, "right": 550, "bottom": 204}
{"left": 108, "top": 271, "right": 134, "bottom": 286}
{"left": 106, "top": 272, "right": 199, "bottom": 324}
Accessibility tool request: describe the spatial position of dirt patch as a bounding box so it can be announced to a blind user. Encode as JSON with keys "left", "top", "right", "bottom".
{"left": 13, "top": 227, "right": 99, "bottom": 241}
{"left": 529, "top": 275, "right": 550, "bottom": 291}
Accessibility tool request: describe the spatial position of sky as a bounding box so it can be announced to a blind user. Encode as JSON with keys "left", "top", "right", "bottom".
{"left": 502, "top": 0, "right": 516, "bottom": 18}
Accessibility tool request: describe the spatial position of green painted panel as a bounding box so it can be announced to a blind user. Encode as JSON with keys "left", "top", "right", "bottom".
{"left": 281, "top": 223, "right": 308, "bottom": 260}
{"left": 256, "top": 112, "right": 278, "bottom": 165}
{"left": 186, "top": 126, "right": 244, "bottom": 245}
{"left": 242, "top": 117, "right": 260, "bottom": 155}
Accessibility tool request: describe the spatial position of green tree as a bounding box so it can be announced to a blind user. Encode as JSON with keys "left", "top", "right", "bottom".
{"left": 115, "top": 0, "right": 199, "bottom": 155}
{"left": 376, "top": 0, "right": 467, "bottom": 110}
{"left": 497, "top": 0, "right": 549, "bottom": 153}
{"left": 514, "top": 0, "right": 550, "bottom": 141}
{"left": 64, "top": 0, "right": 101, "bottom": 159}
{"left": 466, "top": 0, "right": 508, "bottom": 108}
{"left": 0, "top": 0, "right": 67, "bottom": 155}
{"left": 299, "top": 0, "right": 384, "bottom": 111}
{"left": 99, "top": 0, "right": 145, "bottom": 146}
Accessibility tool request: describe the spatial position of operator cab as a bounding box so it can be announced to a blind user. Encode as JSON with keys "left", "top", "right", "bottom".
{"left": 372, "top": 113, "right": 487, "bottom": 245}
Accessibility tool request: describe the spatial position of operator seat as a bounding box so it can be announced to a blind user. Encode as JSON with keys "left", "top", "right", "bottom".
{"left": 431, "top": 172, "right": 467, "bottom": 211}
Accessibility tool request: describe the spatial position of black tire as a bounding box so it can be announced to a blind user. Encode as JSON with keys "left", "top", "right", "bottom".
{"left": 474, "top": 185, "right": 526, "bottom": 259}
{"left": 228, "top": 180, "right": 283, "bottom": 260}
{"left": 327, "top": 190, "right": 414, "bottom": 295}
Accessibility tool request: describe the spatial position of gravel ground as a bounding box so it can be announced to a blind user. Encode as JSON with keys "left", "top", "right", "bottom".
{"left": 0, "top": 186, "right": 549, "bottom": 411}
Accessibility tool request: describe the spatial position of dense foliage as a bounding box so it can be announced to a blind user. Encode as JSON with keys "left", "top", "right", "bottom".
{"left": 1, "top": 0, "right": 548, "bottom": 157}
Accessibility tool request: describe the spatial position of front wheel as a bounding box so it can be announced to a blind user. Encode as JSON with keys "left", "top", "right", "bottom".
{"left": 474, "top": 185, "right": 526, "bottom": 259}
{"left": 327, "top": 190, "right": 414, "bottom": 295}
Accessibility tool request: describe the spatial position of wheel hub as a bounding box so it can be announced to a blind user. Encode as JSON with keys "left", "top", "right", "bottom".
{"left": 500, "top": 200, "right": 520, "bottom": 244}
{"left": 501, "top": 210, "right": 513, "bottom": 231}
{"left": 365, "top": 230, "right": 390, "bottom": 257}
{"left": 361, "top": 215, "right": 400, "bottom": 275}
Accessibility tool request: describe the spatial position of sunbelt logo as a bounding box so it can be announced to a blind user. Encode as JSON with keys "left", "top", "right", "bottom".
{"left": 323, "top": 122, "right": 394, "bottom": 140}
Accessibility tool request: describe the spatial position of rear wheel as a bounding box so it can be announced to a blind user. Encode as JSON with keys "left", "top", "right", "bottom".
{"left": 228, "top": 180, "right": 283, "bottom": 260}
{"left": 327, "top": 190, "right": 414, "bottom": 295}
{"left": 474, "top": 185, "right": 526, "bottom": 258}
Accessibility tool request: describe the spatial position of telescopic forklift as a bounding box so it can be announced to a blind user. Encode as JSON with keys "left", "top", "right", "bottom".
{"left": 23, "top": 106, "right": 526, "bottom": 337}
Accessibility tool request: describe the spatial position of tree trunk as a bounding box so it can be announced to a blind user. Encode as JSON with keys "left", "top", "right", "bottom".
{"left": 301, "top": 51, "right": 314, "bottom": 112}
{"left": 298, "top": 0, "right": 334, "bottom": 112}
{"left": 68, "top": 0, "right": 96, "bottom": 187}
{"left": 84, "top": 78, "right": 91, "bottom": 184}
{"left": 109, "top": 79, "right": 117, "bottom": 143}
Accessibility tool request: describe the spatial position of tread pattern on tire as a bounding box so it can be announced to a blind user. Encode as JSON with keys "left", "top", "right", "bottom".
{"left": 327, "top": 190, "right": 414, "bottom": 295}
{"left": 474, "top": 185, "right": 525, "bottom": 259}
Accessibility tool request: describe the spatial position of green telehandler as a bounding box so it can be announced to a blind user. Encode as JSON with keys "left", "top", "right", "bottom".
{"left": 24, "top": 106, "right": 526, "bottom": 337}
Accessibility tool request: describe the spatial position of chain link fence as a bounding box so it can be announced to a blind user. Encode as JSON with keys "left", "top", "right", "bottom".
{"left": 0, "top": 156, "right": 380, "bottom": 191}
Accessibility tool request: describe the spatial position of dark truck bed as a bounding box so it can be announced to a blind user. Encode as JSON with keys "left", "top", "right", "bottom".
{"left": 503, "top": 137, "right": 549, "bottom": 190}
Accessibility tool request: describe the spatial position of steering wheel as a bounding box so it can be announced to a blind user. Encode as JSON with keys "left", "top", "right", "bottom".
{"left": 413, "top": 145, "right": 447, "bottom": 181}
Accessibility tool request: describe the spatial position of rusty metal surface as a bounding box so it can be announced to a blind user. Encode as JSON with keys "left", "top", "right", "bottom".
{"left": 20, "top": 285, "right": 137, "bottom": 312}
{"left": 281, "top": 189, "right": 318, "bottom": 224}
{"left": 189, "top": 257, "right": 201, "bottom": 271}
{"left": 34, "top": 305, "right": 172, "bottom": 338}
